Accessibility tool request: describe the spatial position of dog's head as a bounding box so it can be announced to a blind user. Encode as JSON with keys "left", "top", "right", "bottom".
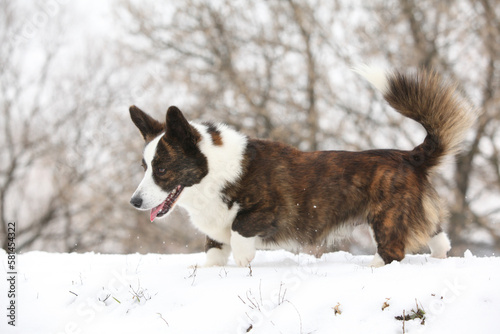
{"left": 129, "top": 105, "right": 208, "bottom": 221}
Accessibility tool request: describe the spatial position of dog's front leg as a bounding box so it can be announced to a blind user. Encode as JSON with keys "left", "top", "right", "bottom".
{"left": 230, "top": 209, "right": 275, "bottom": 267}
{"left": 204, "top": 236, "right": 231, "bottom": 267}
{"left": 230, "top": 231, "right": 256, "bottom": 267}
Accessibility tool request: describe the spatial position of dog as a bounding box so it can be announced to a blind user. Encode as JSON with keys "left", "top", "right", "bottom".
{"left": 129, "top": 67, "right": 477, "bottom": 267}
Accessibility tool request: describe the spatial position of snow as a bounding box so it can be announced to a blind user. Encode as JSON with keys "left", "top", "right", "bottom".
{"left": 1, "top": 249, "right": 499, "bottom": 334}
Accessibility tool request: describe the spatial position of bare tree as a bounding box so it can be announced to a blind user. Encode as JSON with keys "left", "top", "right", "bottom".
{"left": 118, "top": 0, "right": 338, "bottom": 149}
{"left": 1, "top": 2, "right": 138, "bottom": 252}
{"left": 0, "top": 1, "right": 64, "bottom": 250}
{"left": 119, "top": 0, "right": 500, "bottom": 255}
{"left": 3, "top": 0, "right": 498, "bottom": 255}
{"left": 354, "top": 0, "right": 500, "bottom": 254}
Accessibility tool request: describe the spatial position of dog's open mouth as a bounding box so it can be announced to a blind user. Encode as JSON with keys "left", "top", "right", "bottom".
{"left": 150, "top": 185, "right": 184, "bottom": 222}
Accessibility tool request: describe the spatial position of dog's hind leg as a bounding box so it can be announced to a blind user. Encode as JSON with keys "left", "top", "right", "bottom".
{"left": 421, "top": 193, "right": 451, "bottom": 259}
{"left": 369, "top": 209, "right": 407, "bottom": 266}
{"left": 427, "top": 228, "right": 451, "bottom": 259}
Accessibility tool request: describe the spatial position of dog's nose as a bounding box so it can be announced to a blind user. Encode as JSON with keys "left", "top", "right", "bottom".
{"left": 130, "top": 196, "right": 143, "bottom": 208}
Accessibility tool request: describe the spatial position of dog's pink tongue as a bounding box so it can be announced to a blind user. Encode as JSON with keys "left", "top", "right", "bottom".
{"left": 150, "top": 202, "right": 164, "bottom": 222}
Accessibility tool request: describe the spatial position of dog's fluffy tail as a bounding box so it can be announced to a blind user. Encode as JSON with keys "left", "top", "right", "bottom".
{"left": 356, "top": 66, "right": 478, "bottom": 173}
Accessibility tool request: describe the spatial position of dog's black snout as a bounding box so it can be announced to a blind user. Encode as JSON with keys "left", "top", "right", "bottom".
{"left": 130, "top": 196, "right": 143, "bottom": 208}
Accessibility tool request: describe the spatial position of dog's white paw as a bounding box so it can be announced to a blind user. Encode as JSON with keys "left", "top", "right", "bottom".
{"left": 370, "top": 253, "right": 385, "bottom": 268}
{"left": 230, "top": 231, "right": 256, "bottom": 267}
{"left": 428, "top": 231, "right": 451, "bottom": 259}
{"left": 234, "top": 254, "right": 255, "bottom": 267}
{"left": 204, "top": 246, "right": 231, "bottom": 267}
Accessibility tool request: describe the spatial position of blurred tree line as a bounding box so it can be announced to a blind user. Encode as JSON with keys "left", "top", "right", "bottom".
{"left": 1, "top": 0, "right": 499, "bottom": 256}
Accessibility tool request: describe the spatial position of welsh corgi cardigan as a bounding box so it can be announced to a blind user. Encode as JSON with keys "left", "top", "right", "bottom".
{"left": 129, "top": 68, "right": 476, "bottom": 267}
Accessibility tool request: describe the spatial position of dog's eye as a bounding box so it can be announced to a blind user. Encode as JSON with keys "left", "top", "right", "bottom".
{"left": 156, "top": 168, "right": 166, "bottom": 175}
{"left": 141, "top": 159, "right": 147, "bottom": 171}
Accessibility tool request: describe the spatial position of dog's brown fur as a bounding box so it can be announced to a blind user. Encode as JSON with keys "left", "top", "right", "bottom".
{"left": 130, "top": 69, "right": 477, "bottom": 265}
{"left": 220, "top": 70, "right": 476, "bottom": 264}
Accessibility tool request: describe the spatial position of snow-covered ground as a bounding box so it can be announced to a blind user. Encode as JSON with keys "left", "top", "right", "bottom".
{"left": 1, "top": 249, "right": 499, "bottom": 334}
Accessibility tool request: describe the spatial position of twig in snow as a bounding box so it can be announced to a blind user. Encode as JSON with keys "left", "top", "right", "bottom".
{"left": 382, "top": 298, "right": 390, "bottom": 311}
{"left": 333, "top": 302, "right": 342, "bottom": 316}
{"left": 186, "top": 264, "right": 198, "bottom": 286}
{"left": 219, "top": 266, "right": 228, "bottom": 278}
{"left": 99, "top": 293, "right": 111, "bottom": 303}
{"left": 402, "top": 310, "right": 406, "bottom": 333}
{"left": 238, "top": 289, "right": 261, "bottom": 311}
{"left": 129, "top": 279, "right": 151, "bottom": 303}
{"left": 246, "top": 290, "right": 260, "bottom": 311}
{"left": 157, "top": 313, "right": 169, "bottom": 327}
{"left": 278, "top": 281, "right": 287, "bottom": 305}
{"left": 395, "top": 298, "right": 426, "bottom": 332}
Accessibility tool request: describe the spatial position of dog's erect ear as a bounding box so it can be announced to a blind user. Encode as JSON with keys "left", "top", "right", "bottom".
{"left": 165, "top": 106, "right": 200, "bottom": 149}
{"left": 129, "top": 105, "right": 164, "bottom": 141}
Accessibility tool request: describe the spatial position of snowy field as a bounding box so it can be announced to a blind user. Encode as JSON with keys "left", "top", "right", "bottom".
{"left": 1, "top": 249, "right": 499, "bottom": 334}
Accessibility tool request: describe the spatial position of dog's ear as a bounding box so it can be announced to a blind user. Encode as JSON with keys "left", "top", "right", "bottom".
{"left": 129, "top": 105, "right": 164, "bottom": 141}
{"left": 165, "top": 106, "right": 200, "bottom": 149}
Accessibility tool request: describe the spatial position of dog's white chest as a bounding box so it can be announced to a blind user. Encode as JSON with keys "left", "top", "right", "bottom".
{"left": 178, "top": 185, "right": 238, "bottom": 244}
